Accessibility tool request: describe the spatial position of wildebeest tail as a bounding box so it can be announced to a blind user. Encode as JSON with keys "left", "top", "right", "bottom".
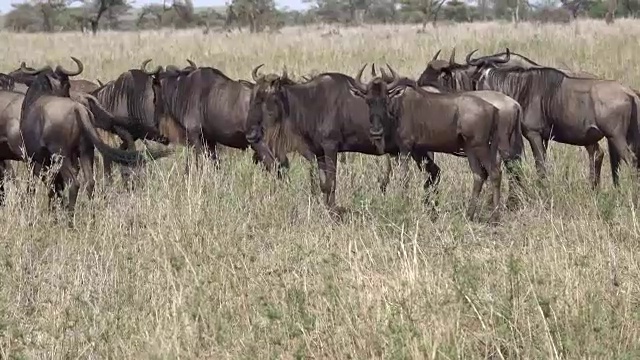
{"left": 628, "top": 93, "right": 640, "bottom": 156}
{"left": 74, "top": 107, "right": 173, "bottom": 166}
{"left": 509, "top": 104, "right": 525, "bottom": 160}
{"left": 80, "top": 94, "right": 141, "bottom": 130}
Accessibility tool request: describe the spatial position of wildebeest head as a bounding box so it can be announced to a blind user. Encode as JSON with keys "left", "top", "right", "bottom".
{"left": 21, "top": 57, "right": 84, "bottom": 105}
{"left": 418, "top": 48, "right": 511, "bottom": 92}
{"left": 141, "top": 59, "right": 171, "bottom": 143}
{"left": 346, "top": 63, "right": 405, "bottom": 143}
{"left": 246, "top": 64, "right": 295, "bottom": 144}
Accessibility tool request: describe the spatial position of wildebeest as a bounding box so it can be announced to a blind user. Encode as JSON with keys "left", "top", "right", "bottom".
{"left": 418, "top": 48, "right": 630, "bottom": 190}
{"left": 346, "top": 63, "right": 523, "bottom": 223}
{"left": 156, "top": 62, "right": 278, "bottom": 175}
{"left": 7, "top": 63, "right": 103, "bottom": 94}
{"left": 89, "top": 59, "right": 180, "bottom": 185}
{"left": 454, "top": 48, "right": 640, "bottom": 188}
{"left": 18, "top": 57, "right": 172, "bottom": 220}
{"left": 245, "top": 65, "right": 444, "bottom": 215}
{"left": 410, "top": 51, "right": 527, "bottom": 205}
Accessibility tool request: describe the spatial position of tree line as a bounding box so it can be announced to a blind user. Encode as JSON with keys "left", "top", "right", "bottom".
{"left": 0, "top": 0, "right": 636, "bottom": 34}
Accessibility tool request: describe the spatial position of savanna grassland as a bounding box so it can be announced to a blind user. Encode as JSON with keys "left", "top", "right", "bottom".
{"left": 2, "top": 19, "right": 640, "bottom": 359}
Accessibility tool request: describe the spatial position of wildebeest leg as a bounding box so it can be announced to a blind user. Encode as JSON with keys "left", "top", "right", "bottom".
{"left": 110, "top": 126, "right": 135, "bottom": 187}
{"left": 58, "top": 157, "right": 81, "bottom": 226}
{"left": 0, "top": 161, "right": 7, "bottom": 206}
{"left": 276, "top": 153, "right": 290, "bottom": 180}
{"left": 397, "top": 153, "right": 412, "bottom": 191}
{"left": 317, "top": 146, "right": 340, "bottom": 214}
{"left": 607, "top": 139, "right": 621, "bottom": 187}
{"left": 608, "top": 136, "right": 638, "bottom": 189}
{"left": 479, "top": 146, "right": 502, "bottom": 224}
{"left": 297, "top": 149, "right": 318, "bottom": 197}
{"left": 185, "top": 130, "right": 204, "bottom": 175}
{"left": 504, "top": 157, "right": 524, "bottom": 209}
{"left": 417, "top": 153, "right": 441, "bottom": 209}
{"left": 524, "top": 131, "right": 547, "bottom": 180}
{"left": 378, "top": 154, "right": 393, "bottom": 194}
{"left": 79, "top": 138, "right": 96, "bottom": 200}
{"left": 586, "top": 143, "right": 604, "bottom": 190}
{"left": 47, "top": 171, "right": 65, "bottom": 214}
{"left": 465, "top": 148, "right": 488, "bottom": 222}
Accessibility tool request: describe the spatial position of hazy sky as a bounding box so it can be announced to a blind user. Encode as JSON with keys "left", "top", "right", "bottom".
{"left": 0, "top": 0, "right": 312, "bottom": 14}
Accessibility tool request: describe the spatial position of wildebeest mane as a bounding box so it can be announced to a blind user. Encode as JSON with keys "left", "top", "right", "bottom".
{"left": 92, "top": 70, "right": 152, "bottom": 130}
{"left": 481, "top": 66, "right": 568, "bottom": 109}
{"left": 261, "top": 72, "right": 357, "bottom": 156}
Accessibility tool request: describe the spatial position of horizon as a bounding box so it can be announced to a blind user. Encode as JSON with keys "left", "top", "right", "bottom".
{"left": 0, "top": 0, "right": 313, "bottom": 14}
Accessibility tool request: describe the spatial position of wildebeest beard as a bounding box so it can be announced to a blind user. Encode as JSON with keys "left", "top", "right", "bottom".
{"left": 92, "top": 70, "right": 163, "bottom": 141}
{"left": 249, "top": 77, "right": 299, "bottom": 160}
{"left": 479, "top": 66, "right": 565, "bottom": 110}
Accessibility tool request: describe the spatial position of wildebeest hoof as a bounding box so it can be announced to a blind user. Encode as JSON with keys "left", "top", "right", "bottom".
{"left": 328, "top": 205, "right": 348, "bottom": 221}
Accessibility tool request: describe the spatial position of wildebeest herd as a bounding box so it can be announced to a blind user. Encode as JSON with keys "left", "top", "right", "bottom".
{"left": 1, "top": 47, "right": 639, "bottom": 226}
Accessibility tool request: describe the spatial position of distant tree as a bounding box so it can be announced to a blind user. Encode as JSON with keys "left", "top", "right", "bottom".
{"left": 68, "top": 0, "right": 131, "bottom": 34}
{"left": 400, "top": 0, "right": 445, "bottom": 28}
{"left": 227, "top": 0, "right": 277, "bottom": 32}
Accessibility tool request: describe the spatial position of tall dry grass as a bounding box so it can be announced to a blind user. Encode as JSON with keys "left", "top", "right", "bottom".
{"left": 1, "top": 19, "right": 640, "bottom": 358}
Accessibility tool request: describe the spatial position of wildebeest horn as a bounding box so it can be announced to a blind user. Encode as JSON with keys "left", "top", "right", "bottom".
{"left": 252, "top": 64, "right": 264, "bottom": 82}
{"left": 141, "top": 58, "right": 162, "bottom": 76}
{"left": 186, "top": 59, "right": 197, "bottom": 68}
{"left": 449, "top": 47, "right": 456, "bottom": 65}
{"left": 380, "top": 67, "right": 393, "bottom": 83}
{"left": 353, "top": 63, "right": 368, "bottom": 92}
{"left": 432, "top": 49, "right": 442, "bottom": 61}
{"left": 466, "top": 49, "right": 482, "bottom": 66}
{"left": 493, "top": 48, "right": 510, "bottom": 64}
{"left": 19, "top": 61, "right": 47, "bottom": 75}
{"left": 385, "top": 63, "right": 400, "bottom": 90}
{"left": 56, "top": 56, "right": 83, "bottom": 76}
{"left": 371, "top": 63, "right": 377, "bottom": 77}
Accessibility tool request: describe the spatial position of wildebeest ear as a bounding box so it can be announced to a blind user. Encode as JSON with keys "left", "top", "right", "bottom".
{"left": 347, "top": 82, "right": 366, "bottom": 98}
{"left": 388, "top": 86, "right": 406, "bottom": 99}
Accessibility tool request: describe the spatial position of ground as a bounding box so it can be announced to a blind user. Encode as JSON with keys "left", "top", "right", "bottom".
{"left": 1, "top": 20, "right": 639, "bottom": 358}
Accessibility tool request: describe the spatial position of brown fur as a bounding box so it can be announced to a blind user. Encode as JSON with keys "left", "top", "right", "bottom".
{"left": 18, "top": 60, "right": 172, "bottom": 221}
{"left": 348, "top": 64, "right": 509, "bottom": 223}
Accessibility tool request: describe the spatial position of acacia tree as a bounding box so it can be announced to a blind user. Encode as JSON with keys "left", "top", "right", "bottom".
{"left": 69, "top": 0, "right": 131, "bottom": 34}
{"left": 401, "top": 0, "right": 446, "bottom": 28}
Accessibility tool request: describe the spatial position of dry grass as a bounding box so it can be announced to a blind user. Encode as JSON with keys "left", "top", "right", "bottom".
{"left": 2, "top": 19, "right": 640, "bottom": 359}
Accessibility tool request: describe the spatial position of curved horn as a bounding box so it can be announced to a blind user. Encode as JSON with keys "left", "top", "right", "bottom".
{"left": 56, "top": 56, "right": 83, "bottom": 76}
{"left": 385, "top": 63, "right": 400, "bottom": 90}
{"left": 432, "top": 49, "right": 442, "bottom": 61}
{"left": 186, "top": 59, "right": 197, "bottom": 68}
{"left": 493, "top": 47, "right": 511, "bottom": 64}
{"left": 353, "top": 63, "right": 368, "bottom": 92}
{"left": 141, "top": 58, "right": 162, "bottom": 75}
{"left": 252, "top": 64, "right": 264, "bottom": 82}
{"left": 371, "top": 63, "right": 377, "bottom": 77}
{"left": 465, "top": 49, "right": 482, "bottom": 66}
{"left": 19, "top": 61, "right": 47, "bottom": 75}
{"left": 380, "top": 67, "right": 393, "bottom": 83}
{"left": 449, "top": 47, "right": 456, "bottom": 66}
{"left": 141, "top": 59, "right": 152, "bottom": 71}
{"left": 96, "top": 79, "right": 104, "bottom": 86}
